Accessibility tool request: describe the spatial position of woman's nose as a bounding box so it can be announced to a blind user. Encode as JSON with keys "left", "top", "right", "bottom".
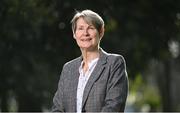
{"left": 83, "top": 29, "right": 89, "bottom": 35}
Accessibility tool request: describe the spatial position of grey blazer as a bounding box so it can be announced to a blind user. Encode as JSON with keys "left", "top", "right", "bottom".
{"left": 52, "top": 48, "right": 128, "bottom": 112}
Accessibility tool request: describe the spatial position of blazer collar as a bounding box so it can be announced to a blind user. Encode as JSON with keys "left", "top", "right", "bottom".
{"left": 99, "top": 48, "right": 108, "bottom": 65}
{"left": 79, "top": 47, "right": 108, "bottom": 65}
{"left": 81, "top": 47, "right": 108, "bottom": 108}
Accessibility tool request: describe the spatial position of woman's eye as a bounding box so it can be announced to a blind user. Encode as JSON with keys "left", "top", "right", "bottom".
{"left": 89, "top": 27, "right": 95, "bottom": 29}
{"left": 77, "top": 27, "right": 83, "bottom": 30}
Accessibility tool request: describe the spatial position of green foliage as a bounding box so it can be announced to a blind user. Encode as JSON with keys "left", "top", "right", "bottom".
{"left": 128, "top": 74, "right": 161, "bottom": 111}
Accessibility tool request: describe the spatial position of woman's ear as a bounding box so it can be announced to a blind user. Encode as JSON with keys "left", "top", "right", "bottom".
{"left": 73, "top": 33, "right": 76, "bottom": 39}
{"left": 73, "top": 32, "right": 76, "bottom": 39}
{"left": 99, "top": 27, "right": 105, "bottom": 40}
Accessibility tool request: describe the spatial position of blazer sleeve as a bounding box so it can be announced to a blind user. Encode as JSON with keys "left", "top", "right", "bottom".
{"left": 51, "top": 67, "right": 65, "bottom": 112}
{"left": 101, "top": 56, "right": 128, "bottom": 112}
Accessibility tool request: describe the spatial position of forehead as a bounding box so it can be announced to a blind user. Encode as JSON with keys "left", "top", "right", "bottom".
{"left": 76, "top": 17, "right": 93, "bottom": 26}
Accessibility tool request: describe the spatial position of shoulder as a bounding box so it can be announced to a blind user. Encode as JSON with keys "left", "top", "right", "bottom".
{"left": 59, "top": 56, "right": 81, "bottom": 79}
{"left": 103, "top": 51, "right": 128, "bottom": 77}
{"left": 107, "top": 53, "right": 125, "bottom": 62}
{"left": 62, "top": 56, "right": 82, "bottom": 70}
{"left": 99, "top": 48, "right": 127, "bottom": 67}
{"left": 104, "top": 52, "right": 126, "bottom": 66}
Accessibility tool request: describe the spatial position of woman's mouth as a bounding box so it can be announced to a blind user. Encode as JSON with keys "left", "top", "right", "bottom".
{"left": 81, "top": 38, "right": 92, "bottom": 41}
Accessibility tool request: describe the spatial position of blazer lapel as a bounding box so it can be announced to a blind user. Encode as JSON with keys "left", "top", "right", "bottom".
{"left": 82, "top": 48, "right": 107, "bottom": 108}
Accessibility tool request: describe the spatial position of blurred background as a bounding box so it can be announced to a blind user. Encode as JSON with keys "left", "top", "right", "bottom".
{"left": 0, "top": 0, "right": 180, "bottom": 112}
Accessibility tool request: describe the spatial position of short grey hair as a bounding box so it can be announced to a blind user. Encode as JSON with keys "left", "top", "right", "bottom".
{"left": 71, "top": 9, "right": 104, "bottom": 34}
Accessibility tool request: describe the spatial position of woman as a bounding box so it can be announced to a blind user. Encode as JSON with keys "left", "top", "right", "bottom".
{"left": 52, "top": 9, "right": 128, "bottom": 112}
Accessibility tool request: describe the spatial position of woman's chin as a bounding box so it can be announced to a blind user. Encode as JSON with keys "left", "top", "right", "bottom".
{"left": 79, "top": 45, "right": 92, "bottom": 49}
{"left": 80, "top": 47, "right": 91, "bottom": 50}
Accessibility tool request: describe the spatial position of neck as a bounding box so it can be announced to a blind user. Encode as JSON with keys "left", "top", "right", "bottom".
{"left": 81, "top": 47, "right": 100, "bottom": 63}
{"left": 80, "top": 47, "right": 100, "bottom": 73}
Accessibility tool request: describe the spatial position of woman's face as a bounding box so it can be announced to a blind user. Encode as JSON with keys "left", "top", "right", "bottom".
{"left": 73, "top": 17, "right": 103, "bottom": 51}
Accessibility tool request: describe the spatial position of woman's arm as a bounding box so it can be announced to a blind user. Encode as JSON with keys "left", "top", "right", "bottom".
{"left": 101, "top": 56, "right": 129, "bottom": 112}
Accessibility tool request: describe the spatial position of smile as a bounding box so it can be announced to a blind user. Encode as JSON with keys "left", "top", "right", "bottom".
{"left": 81, "top": 38, "right": 92, "bottom": 41}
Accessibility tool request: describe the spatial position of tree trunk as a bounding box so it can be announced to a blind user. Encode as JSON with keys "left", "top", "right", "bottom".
{"left": 158, "top": 60, "right": 173, "bottom": 111}
{"left": 1, "top": 91, "right": 8, "bottom": 112}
